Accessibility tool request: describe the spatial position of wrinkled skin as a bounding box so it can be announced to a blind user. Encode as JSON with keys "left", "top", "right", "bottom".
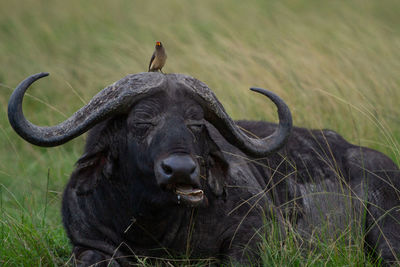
{"left": 62, "top": 88, "right": 400, "bottom": 266}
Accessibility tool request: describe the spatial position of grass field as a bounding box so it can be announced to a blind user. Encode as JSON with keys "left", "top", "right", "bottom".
{"left": 1, "top": 0, "right": 400, "bottom": 265}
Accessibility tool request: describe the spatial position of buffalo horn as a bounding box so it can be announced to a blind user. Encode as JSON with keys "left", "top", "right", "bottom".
{"left": 8, "top": 73, "right": 292, "bottom": 157}
{"left": 178, "top": 77, "right": 292, "bottom": 157}
{"left": 7, "top": 72, "right": 165, "bottom": 147}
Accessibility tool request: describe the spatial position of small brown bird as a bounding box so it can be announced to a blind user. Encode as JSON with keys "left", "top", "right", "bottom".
{"left": 148, "top": 41, "right": 167, "bottom": 73}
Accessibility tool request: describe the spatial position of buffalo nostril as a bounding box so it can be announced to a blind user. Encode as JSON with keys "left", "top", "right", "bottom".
{"left": 189, "top": 165, "right": 196, "bottom": 175}
{"left": 161, "top": 161, "right": 173, "bottom": 175}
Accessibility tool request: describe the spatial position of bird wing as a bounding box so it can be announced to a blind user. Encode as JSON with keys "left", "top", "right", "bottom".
{"left": 148, "top": 52, "right": 156, "bottom": 71}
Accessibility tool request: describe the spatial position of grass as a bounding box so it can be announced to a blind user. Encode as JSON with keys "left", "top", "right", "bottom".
{"left": 1, "top": 0, "right": 400, "bottom": 265}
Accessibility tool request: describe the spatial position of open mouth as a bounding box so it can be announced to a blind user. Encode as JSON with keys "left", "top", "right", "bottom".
{"left": 172, "top": 184, "right": 205, "bottom": 207}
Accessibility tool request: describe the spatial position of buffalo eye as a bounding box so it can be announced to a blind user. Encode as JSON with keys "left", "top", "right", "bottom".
{"left": 186, "top": 120, "right": 204, "bottom": 133}
{"left": 132, "top": 121, "right": 155, "bottom": 137}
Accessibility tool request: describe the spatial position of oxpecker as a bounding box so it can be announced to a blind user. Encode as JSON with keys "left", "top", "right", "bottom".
{"left": 148, "top": 41, "right": 167, "bottom": 73}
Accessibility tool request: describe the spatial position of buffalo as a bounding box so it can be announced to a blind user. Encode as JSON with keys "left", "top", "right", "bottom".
{"left": 8, "top": 72, "right": 400, "bottom": 266}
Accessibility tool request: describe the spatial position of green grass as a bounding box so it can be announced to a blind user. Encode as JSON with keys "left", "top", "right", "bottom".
{"left": 1, "top": 0, "right": 400, "bottom": 265}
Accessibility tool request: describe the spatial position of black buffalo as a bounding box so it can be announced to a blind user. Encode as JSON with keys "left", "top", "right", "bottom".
{"left": 8, "top": 72, "right": 400, "bottom": 266}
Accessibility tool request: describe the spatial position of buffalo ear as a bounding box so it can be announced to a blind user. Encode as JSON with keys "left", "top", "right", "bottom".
{"left": 207, "top": 151, "right": 228, "bottom": 197}
{"left": 72, "top": 148, "right": 115, "bottom": 195}
{"left": 205, "top": 123, "right": 229, "bottom": 197}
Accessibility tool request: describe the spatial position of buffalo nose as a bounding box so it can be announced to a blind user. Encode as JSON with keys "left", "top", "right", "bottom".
{"left": 156, "top": 154, "right": 199, "bottom": 187}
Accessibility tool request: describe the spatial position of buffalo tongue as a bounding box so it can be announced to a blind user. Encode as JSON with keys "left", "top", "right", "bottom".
{"left": 175, "top": 185, "right": 204, "bottom": 206}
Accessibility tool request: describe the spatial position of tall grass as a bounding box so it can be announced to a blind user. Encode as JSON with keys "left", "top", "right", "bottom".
{"left": 0, "top": 0, "right": 399, "bottom": 265}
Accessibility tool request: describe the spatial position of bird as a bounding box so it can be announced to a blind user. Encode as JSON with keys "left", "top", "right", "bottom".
{"left": 148, "top": 41, "right": 167, "bottom": 73}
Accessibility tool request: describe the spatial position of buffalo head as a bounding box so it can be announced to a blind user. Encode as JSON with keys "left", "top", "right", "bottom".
{"left": 8, "top": 72, "right": 292, "bottom": 208}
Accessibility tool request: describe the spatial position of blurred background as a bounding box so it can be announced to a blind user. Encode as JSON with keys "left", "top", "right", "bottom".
{"left": 0, "top": 0, "right": 399, "bottom": 265}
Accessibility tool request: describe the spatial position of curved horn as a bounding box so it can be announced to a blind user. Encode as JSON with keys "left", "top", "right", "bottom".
{"left": 179, "top": 77, "right": 292, "bottom": 157}
{"left": 8, "top": 72, "right": 165, "bottom": 147}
